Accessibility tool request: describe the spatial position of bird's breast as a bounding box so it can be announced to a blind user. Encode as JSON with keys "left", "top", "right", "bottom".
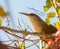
{"left": 26, "top": 16, "right": 44, "bottom": 33}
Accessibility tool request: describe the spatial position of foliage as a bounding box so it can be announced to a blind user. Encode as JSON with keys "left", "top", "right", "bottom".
{"left": 44, "top": 0, "right": 60, "bottom": 25}
{"left": 44, "top": 6, "right": 48, "bottom": 12}
{"left": 45, "top": 17, "right": 50, "bottom": 25}
{"left": 54, "top": 21, "right": 60, "bottom": 29}
{"left": 0, "top": 7, "right": 7, "bottom": 17}
{"left": 0, "top": 7, "right": 8, "bottom": 26}
{"left": 47, "top": 12, "right": 56, "bottom": 18}
{"left": 44, "top": 0, "right": 52, "bottom": 12}
{"left": 0, "top": 17, "right": 2, "bottom": 25}
{"left": 56, "top": 7, "right": 60, "bottom": 17}
{"left": 17, "top": 44, "right": 25, "bottom": 49}
{"left": 43, "top": 0, "right": 60, "bottom": 49}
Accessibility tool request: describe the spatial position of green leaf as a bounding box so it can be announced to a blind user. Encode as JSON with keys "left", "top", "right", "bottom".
{"left": 47, "top": 12, "right": 56, "bottom": 18}
{"left": 46, "top": 0, "right": 51, "bottom": 3}
{"left": 46, "top": 3, "right": 52, "bottom": 9}
{"left": 54, "top": 21, "right": 60, "bottom": 29}
{"left": 0, "top": 17, "right": 2, "bottom": 25}
{"left": 44, "top": 0, "right": 52, "bottom": 12}
{"left": 17, "top": 44, "right": 25, "bottom": 49}
{"left": 0, "top": 7, "right": 7, "bottom": 17}
{"left": 44, "top": 6, "right": 48, "bottom": 12}
{"left": 46, "top": 0, "right": 52, "bottom": 9}
{"left": 45, "top": 18, "right": 50, "bottom": 25}
{"left": 56, "top": 7, "right": 60, "bottom": 17}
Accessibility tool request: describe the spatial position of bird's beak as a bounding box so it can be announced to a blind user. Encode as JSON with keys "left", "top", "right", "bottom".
{"left": 19, "top": 12, "right": 29, "bottom": 16}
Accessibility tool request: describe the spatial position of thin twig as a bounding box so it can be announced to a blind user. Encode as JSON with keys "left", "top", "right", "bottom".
{"left": 27, "top": 7, "right": 45, "bottom": 14}
{"left": 18, "top": 18, "right": 23, "bottom": 30}
{"left": 4, "top": 30, "right": 40, "bottom": 42}
{"left": 31, "top": 41, "right": 40, "bottom": 49}
{"left": 26, "top": 40, "right": 39, "bottom": 48}
{"left": 0, "top": 39, "right": 16, "bottom": 42}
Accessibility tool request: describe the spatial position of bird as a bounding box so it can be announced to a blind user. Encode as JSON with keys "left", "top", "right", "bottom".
{"left": 20, "top": 12, "right": 57, "bottom": 39}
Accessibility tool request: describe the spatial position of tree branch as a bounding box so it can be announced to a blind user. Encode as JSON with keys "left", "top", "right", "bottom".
{"left": 4, "top": 30, "right": 40, "bottom": 42}
{"left": 0, "top": 26, "right": 52, "bottom": 41}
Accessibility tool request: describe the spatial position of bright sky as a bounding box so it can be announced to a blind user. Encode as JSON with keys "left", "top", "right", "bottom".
{"left": 0, "top": 0, "right": 59, "bottom": 49}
